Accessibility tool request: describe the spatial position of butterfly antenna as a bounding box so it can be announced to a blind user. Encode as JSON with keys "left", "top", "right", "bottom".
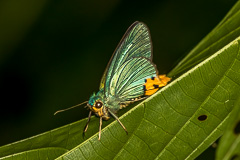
{"left": 54, "top": 101, "right": 88, "bottom": 115}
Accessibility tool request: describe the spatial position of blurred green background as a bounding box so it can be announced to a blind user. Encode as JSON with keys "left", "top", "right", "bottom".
{"left": 0, "top": 0, "right": 237, "bottom": 157}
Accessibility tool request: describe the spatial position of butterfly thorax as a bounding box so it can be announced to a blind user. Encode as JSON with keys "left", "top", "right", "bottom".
{"left": 88, "top": 89, "right": 124, "bottom": 120}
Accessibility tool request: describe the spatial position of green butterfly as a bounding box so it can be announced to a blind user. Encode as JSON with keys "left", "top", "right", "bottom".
{"left": 55, "top": 21, "right": 170, "bottom": 140}
{"left": 84, "top": 21, "right": 171, "bottom": 140}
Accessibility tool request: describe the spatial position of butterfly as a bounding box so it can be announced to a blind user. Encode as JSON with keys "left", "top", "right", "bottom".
{"left": 54, "top": 21, "right": 171, "bottom": 140}
{"left": 83, "top": 21, "right": 171, "bottom": 140}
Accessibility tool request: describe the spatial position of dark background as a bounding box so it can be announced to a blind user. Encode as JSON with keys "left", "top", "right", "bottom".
{"left": 0, "top": 0, "right": 237, "bottom": 158}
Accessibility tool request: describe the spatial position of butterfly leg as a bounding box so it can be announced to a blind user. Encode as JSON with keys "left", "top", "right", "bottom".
{"left": 98, "top": 116, "right": 102, "bottom": 140}
{"left": 83, "top": 110, "right": 92, "bottom": 135}
{"left": 108, "top": 109, "right": 128, "bottom": 135}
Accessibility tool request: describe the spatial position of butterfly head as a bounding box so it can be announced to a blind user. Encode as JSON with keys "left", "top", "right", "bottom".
{"left": 88, "top": 93, "right": 110, "bottom": 120}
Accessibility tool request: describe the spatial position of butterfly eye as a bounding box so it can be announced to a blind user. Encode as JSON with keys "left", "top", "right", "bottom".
{"left": 95, "top": 101, "right": 103, "bottom": 108}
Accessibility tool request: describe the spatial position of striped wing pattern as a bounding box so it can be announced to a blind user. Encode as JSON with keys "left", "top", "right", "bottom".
{"left": 111, "top": 57, "right": 157, "bottom": 101}
{"left": 102, "top": 22, "right": 157, "bottom": 100}
{"left": 100, "top": 22, "right": 152, "bottom": 89}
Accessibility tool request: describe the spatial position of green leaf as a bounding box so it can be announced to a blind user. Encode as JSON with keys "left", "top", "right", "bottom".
{"left": 0, "top": 117, "right": 103, "bottom": 159}
{"left": 55, "top": 36, "right": 240, "bottom": 160}
{"left": 1, "top": 1, "right": 240, "bottom": 160}
{"left": 216, "top": 96, "right": 240, "bottom": 160}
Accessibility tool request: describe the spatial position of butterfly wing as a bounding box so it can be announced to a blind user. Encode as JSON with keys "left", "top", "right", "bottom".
{"left": 101, "top": 21, "right": 155, "bottom": 98}
{"left": 99, "top": 21, "right": 152, "bottom": 90}
{"left": 110, "top": 57, "right": 158, "bottom": 100}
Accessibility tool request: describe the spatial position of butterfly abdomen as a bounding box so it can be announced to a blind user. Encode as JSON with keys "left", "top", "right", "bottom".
{"left": 143, "top": 74, "right": 171, "bottom": 96}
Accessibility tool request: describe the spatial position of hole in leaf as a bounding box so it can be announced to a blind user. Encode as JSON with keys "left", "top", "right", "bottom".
{"left": 234, "top": 121, "right": 240, "bottom": 135}
{"left": 198, "top": 115, "right": 207, "bottom": 121}
{"left": 230, "top": 154, "right": 239, "bottom": 160}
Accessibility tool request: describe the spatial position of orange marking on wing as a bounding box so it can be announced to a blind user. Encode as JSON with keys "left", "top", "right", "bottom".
{"left": 145, "top": 88, "right": 159, "bottom": 95}
{"left": 144, "top": 74, "right": 171, "bottom": 96}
